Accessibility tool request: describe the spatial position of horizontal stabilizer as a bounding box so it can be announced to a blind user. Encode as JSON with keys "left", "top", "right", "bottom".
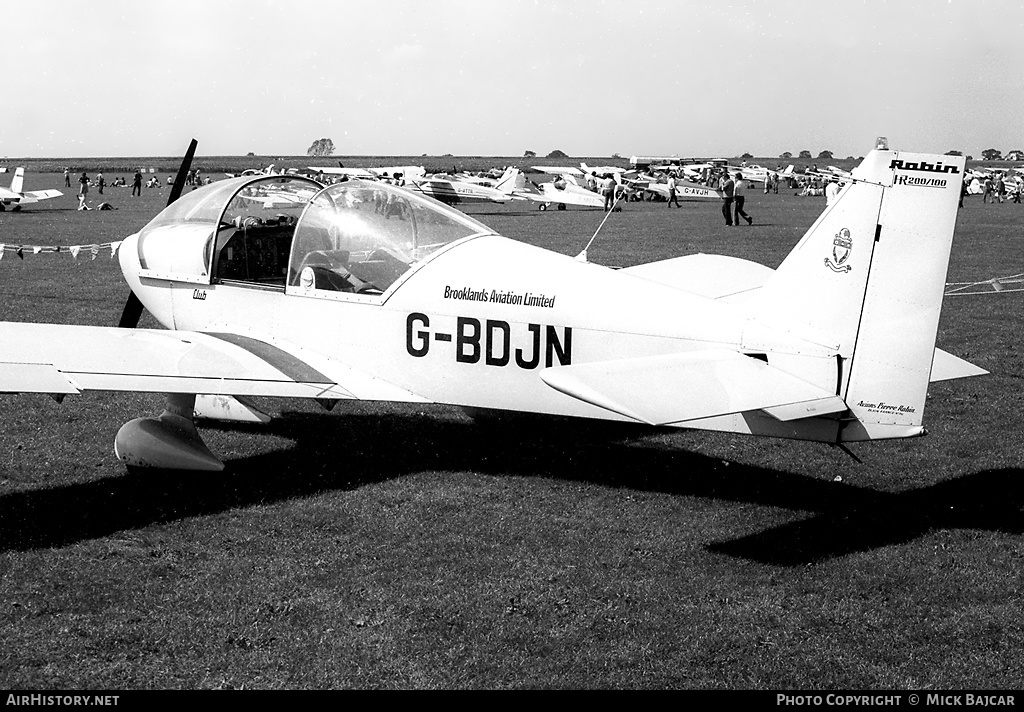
{"left": 761, "top": 396, "right": 848, "bottom": 421}
{"left": 931, "top": 348, "right": 988, "bottom": 382}
{"left": 540, "top": 349, "right": 841, "bottom": 425}
{"left": 621, "top": 253, "right": 774, "bottom": 300}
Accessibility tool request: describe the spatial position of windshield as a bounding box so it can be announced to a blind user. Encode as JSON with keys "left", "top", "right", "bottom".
{"left": 137, "top": 175, "right": 323, "bottom": 281}
{"left": 288, "top": 180, "right": 493, "bottom": 294}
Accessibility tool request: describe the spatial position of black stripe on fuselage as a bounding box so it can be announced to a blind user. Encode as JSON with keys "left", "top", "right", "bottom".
{"left": 204, "top": 332, "right": 334, "bottom": 384}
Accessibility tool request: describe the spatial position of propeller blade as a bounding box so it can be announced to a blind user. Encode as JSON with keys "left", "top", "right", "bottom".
{"left": 117, "top": 291, "right": 145, "bottom": 329}
{"left": 167, "top": 138, "right": 198, "bottom": 206}
{"left": 117, "top": 138, "right": 198, "bottom": 329}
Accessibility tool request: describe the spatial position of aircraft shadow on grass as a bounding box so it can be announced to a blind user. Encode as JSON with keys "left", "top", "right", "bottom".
{"left": 1, "top": 408, "right": 1021, "bottom": 563}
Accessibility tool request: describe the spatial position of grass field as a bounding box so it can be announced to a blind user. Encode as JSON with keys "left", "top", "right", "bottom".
{"left": 0, "top": 166, "right": 1021, "bottom": 690}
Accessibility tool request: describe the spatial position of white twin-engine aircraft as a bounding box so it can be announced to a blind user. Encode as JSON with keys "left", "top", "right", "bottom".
{"left": 0, "top": 167, "right": 63, "bottom": 211}
{"left": 0, "top": 139, "right": 986, "bottom": 471}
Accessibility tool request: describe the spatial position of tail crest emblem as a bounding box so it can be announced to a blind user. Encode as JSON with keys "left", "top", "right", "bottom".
{"left": 826, "top": 228, "right": 853, "bottom": 273}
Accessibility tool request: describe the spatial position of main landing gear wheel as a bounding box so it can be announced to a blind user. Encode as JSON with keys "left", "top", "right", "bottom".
{"left": 539, "top": 204, "right": 548, "bottom": 211}
{"left": 557, "top": 204, "right": 566, "bottom": 211}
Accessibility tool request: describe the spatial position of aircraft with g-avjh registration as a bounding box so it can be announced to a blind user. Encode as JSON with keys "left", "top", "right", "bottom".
{"left": 0, "top": 137, "right": 985, "bottom": 472}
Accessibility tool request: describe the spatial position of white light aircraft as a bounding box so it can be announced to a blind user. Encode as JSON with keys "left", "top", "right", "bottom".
{"left": 531, "top": 165, "right": 585, "bottom": 177}
{"left": 805, "top": 165, "right": 852, "bottom": 184}
{"left": 579, "top": 163, "right": 631, "bottom": 177}
{"left": 0, "top": 139, "right": 986, "bottom": 472}
{"left": 636, "top": 176, "right": 724, "bottom": 201}
{"left": 507, "top": 169, "right": 608, "bottom": 210}
{"left": 307, "top": 164, "right": 377, "bottom": 179}
{"left": 405, "top": 167, "right": 518, "bottom": 205}
{"left": 0, "top": 168, "right": 62, "bottom": 211}
{"left": 225, "top": 165, "right": 276, "bottom": 178}
{"left": 368, "top": 166, "right": 426, "bottom": 181}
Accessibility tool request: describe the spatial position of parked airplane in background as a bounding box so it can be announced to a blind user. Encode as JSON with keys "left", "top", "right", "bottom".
{"left": 579, "top": 163, "right": 631, "bottom": 177}
{"left": 532, "top": 165, "right": 585, "bottom": 177}
{"left": 0, "top": 168, "right": 62, "bottom": 211}
{"left": 0, "top": 139, "right": 985, "bottom": 472}
{"left": 727, "top": 164, "right": 796, "bottom": 184}
{"left": 509, "top": 169, "right": 607, "bottom": 210}
{"left": 225, "top": 165, "right": 278, "bottom": 178}
{"left": 307, "top": 163, "right": 376, "bottom": 179}
{"left": 308, "top": 164, "right": 428, "bottom": 181}
{"left": 368, "top": 166, "right": 426, "bottom": 181}
{"left": 637, "top": 176, "right": 723, "bottom": 201}
{"left": 807, "top": 165, "right": 852, "bottom": 182}
{"left": 405, "top": 167, "right": 517, "bottom": 205}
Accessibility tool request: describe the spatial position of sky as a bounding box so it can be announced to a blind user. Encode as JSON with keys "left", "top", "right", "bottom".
{"left": 3, "top": 0, "right": 1023, "bottom": 160}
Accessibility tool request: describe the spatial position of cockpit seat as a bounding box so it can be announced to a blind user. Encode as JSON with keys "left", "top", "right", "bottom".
{"left": 346, "top": 248, "right": 408, "bottom": 289}
{"left": 304, "top": 266, "right": 362, "bottom": 292}
{"left": 296, "top": 250, "right": 377, "bottom": 293}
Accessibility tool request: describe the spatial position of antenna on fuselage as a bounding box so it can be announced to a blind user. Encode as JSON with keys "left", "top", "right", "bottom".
{"left": 574, "top": 187, "right": 623, "bottom": 262}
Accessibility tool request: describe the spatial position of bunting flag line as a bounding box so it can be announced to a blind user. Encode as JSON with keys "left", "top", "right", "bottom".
{"left": 0, "top": 241, "right": 123, "bottom": 262}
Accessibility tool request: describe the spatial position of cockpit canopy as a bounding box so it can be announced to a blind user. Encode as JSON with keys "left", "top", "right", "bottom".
{"left": 132, "top": 175, "right": 494, "bottom": 294}
{"left": 287, "top": 180, "right": 492, "bottom": 294}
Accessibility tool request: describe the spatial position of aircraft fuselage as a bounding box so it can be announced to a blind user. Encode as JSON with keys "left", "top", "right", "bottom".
{"left": 126, "top": 231, "right": 822, "bottom": 427}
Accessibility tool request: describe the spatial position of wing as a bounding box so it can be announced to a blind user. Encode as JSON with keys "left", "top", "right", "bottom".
{"left": 22, "top": 189, "right": 63, "bottom": 202}
{"left": 307, "top": 166, "right": 375, "bottom": 178}
{"left": 531, "top": 166, "right": 585, "bottom": 176}
{"left": 0, "top": 322, "right": 426, "bottom": 403}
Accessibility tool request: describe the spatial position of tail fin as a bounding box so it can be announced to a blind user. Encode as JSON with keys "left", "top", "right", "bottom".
{"left": 781, "top": 165, "right": 794, "bottom": 177}
{"left": 753, "top": 148, "right": 966, "bottom": 441}
{"left": 493, "top": 166, "right": 518, "bottom": 194}
{"left": 11, "top": 167, "right": 24, "bottom": 195}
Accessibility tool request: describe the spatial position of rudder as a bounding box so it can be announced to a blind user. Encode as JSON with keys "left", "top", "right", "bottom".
{"left": 750, "top": 147, "right": 965, "bottom": 441}
{"left": 841, "top": 150, "right": 965, "bottom": 440}
{"left": 11, "top": 167, "right": 24, "bottom": 195}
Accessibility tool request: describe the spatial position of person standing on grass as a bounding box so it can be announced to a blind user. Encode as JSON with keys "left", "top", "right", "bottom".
{"left": 825, "top": 177, "right": 841, "bottom": 206}
{"left": 601, "top": 174, "right": 616, "bottom": 211}
{"left": 721, "top": 171, "right": 735, "bottom": 226}
{"left": 132, "top": 170, "right": 142, "bottom": 197}
{"left": 733, "top": 172, "right": 753, "bottom": 225}
{"left": 63, "top": 167, "right": 70, "bottom": 187}
{"left": 666, "top": 172, "right": 680, "bottom": 207}
{"left": 77, "top": 172, "right": 90, "bottom": 210}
